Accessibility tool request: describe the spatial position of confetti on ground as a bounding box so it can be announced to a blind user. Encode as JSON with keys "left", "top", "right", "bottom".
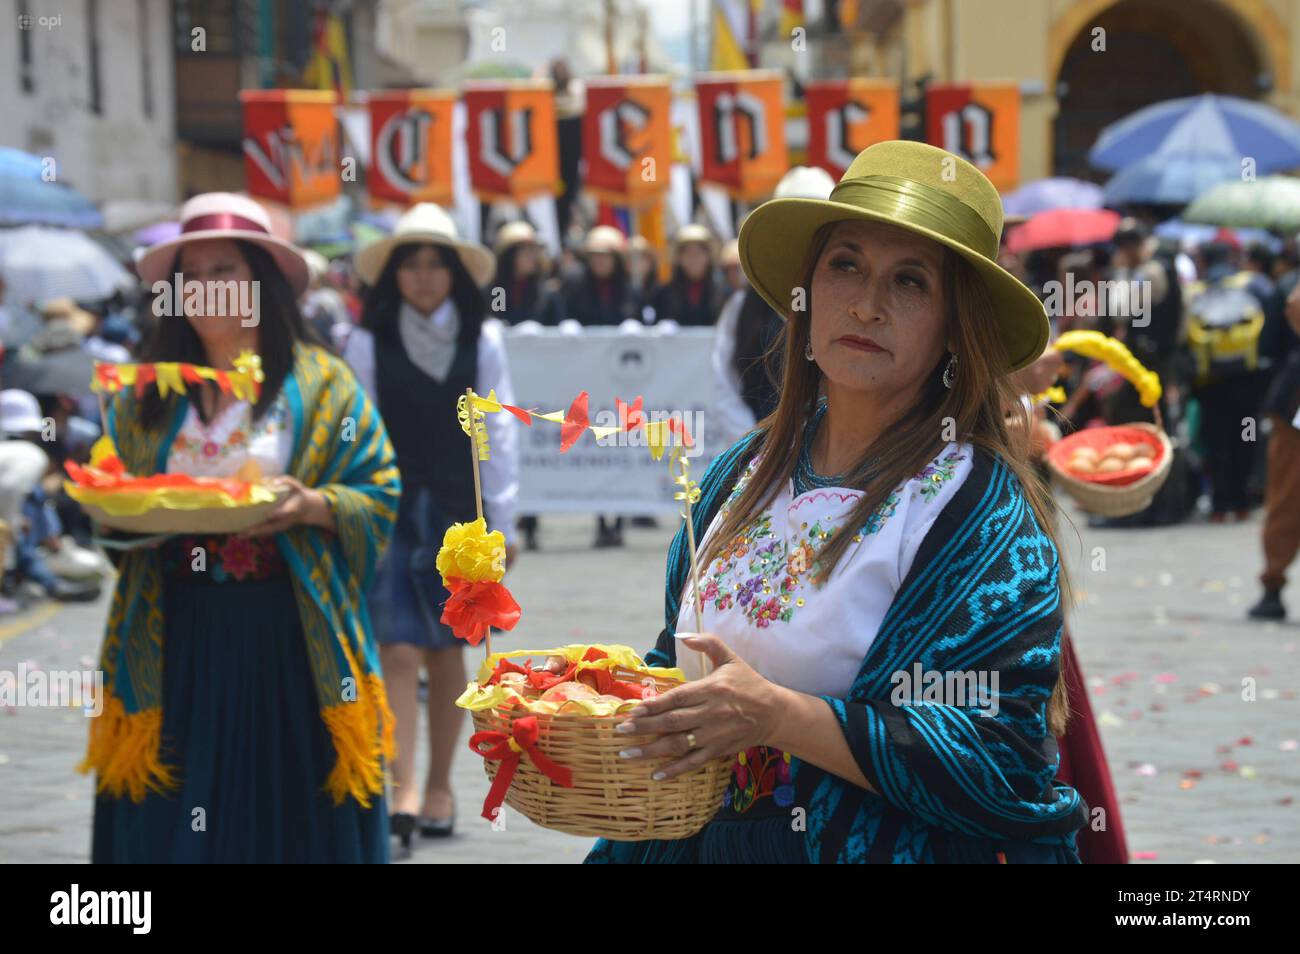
{"left": 1179, "top": 779, "right": 1196, "bottom": 790}
{"left": 1099, "top": 710, "right": 1123, "bottom": 728}
{"left": 1239, "top": 766, "right": 1258, "bottom": 780}
{"left": 1132, "top": 851, "right": 1159, "bottom": 860}
{"left": 1281, "top": 740, "right": 1298, "bottom": 752}
{"left": 1136, "top": 763, "right": 1158, "bottom": 777}
{"left": 1238, "top": 736, "right": 1254, "bottom": 746}
{"left": 1221, "top": 760, "right": 1239, "bottom": 772}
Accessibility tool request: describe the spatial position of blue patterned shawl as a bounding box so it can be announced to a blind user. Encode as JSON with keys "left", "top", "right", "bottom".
{"left": 588, "top": 432, "right": 1087, "bottom": 863}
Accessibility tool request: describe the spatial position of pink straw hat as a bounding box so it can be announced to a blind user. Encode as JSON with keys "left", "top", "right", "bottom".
{"left": 135, "top": 192, "right": 311, "bottom": 296}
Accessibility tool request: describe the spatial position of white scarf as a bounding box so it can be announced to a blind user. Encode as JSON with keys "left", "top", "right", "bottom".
{"left": 398, "top": 297, "right": 460, "bottom": 382}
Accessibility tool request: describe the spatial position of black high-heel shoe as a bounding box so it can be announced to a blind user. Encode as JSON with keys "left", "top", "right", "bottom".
{"left": 391, "top": 812, "right": 417, "bottom": 857}
{"left": 419, "top": 815, "right": 455, "bottom": 839}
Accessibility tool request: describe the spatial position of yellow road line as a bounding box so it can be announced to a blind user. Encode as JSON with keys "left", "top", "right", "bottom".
{"left": 0, "top": 603, "right": 63, "bottom": 645}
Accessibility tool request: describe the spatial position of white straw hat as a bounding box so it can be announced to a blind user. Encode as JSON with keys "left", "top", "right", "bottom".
{"left": 583, "top": 225, "right": 628, "bottom": 255}
{"left": 135, "top": 192, "right": 311, "bottom": 296}
{"left": 355, "top": 203, "right": 496, "bottom": 287}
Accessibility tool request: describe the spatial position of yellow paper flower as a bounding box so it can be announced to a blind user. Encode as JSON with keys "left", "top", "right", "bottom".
{"left": 89, "top": 435, "right": 121, "bottom": 469}
{"left": 436, "top": 517, "right": 506, "bottom": 587}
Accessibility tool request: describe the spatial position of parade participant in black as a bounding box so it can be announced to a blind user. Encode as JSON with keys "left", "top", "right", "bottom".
{"left": 491, "top": 221, "right": 549, "bottom": 325}
{"left": 648, "top": 223, "right": 728, "bottom": 326}
{"left": 347, "top": 203, "right": 519, "bottom": 852}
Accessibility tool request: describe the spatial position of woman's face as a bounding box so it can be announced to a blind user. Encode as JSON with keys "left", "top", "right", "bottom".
{"left": 678, "top": 242, "right": 712, "bottom": 281}
{"left": 808, "top": 220, "right": 950, "bottom": 400}
{"left": 396, "top": 244, "right": 453, "bottom": 315}
{"left": 176, "top": 238, "right": 258, "bottom": 355}
{"left": 513, "top": 243, "right": 540, "bottom": 277}
{"left": 587, "top": 251, "right": 616, "bottom": 279}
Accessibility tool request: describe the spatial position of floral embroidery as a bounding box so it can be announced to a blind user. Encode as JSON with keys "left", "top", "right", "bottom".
{"left": 698, "top": 448, "right": 965, "bottom": 629}
{"left": 915, "top": 451, "right": 967, "bottom": 501}
{"left": 723, "top": 746, "right": 794, "bottom": 814}
{"left": 160, "top": 534, "right": 286, "bottom": 582}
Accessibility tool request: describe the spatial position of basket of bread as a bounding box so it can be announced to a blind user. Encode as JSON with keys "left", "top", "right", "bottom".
{"left": 1042, "top": 331, "right": 1173, "bottom": 517}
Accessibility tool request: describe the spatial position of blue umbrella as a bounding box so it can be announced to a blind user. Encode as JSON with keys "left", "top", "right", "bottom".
{"left": 1089, "top": 93, "right": 1300, "bottom": 174}
{"left": 1102, "top": 152, "right": 1245, "bottom": 205}
{"left": 0, "top": 147, "right": 47, "bottom": 180}
{"left": 1003, "top": 177, "right": 1103, "bottom": 216}
{"left": 0, "top": 173, "right": 103, "bottom": 229}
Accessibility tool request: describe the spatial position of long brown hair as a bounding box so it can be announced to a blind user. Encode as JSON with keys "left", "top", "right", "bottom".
{"left": 700, "top": 222, "right": 1073, "bottom": 734}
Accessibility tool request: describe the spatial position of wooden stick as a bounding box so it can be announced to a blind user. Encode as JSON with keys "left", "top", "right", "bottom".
{"left": 673, "top": 450, "right": 709, "bottom": 678}
{"left": 465, "top": 388, "right": 491, "bottom": 659}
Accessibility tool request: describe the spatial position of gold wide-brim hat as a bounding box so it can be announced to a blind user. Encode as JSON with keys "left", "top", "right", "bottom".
{"left": 738, "top": 140, "right": 1049, "bottom": 372}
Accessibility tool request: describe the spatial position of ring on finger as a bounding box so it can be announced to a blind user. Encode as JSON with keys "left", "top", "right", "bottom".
{"left": 685, "top": 731, "right": 697, "bottom": 750}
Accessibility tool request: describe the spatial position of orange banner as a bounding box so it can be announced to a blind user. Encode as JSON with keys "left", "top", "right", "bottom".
{"left": 582, "top": 76, "right": 672, "bottom": 208}
{"left": 925, "top": 83, "right": 1020, "bottom": 190}
{"left": 805, "top": 79, "right": 899, "bottom": 179}
{"left": 463, "top": 81, "right": 560, "bottom": 204}
{"left": 366, "top": 90, "right": 455, "bottom": 206}
{"left": 240, "top": 89, "right": 341, "bottom": 209}
{"left": 695, "top": 71, "right": 787, "bottom": 201}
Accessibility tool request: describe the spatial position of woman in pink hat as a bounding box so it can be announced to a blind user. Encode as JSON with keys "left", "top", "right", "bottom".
{"left": 84, "top": 192, "right": 401, "bottom": 863}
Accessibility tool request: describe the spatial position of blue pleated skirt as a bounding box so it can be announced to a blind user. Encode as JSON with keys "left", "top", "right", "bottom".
{"left": 370, "top": 486, "right": 468, "bottom": 651}
{"left": 91, "top": 577, "right": 389, "bottom": 863}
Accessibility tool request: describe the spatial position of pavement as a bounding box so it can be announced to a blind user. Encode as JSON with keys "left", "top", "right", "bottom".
{"left": 0, "top": 504, "right": 1295, "bottom": 864}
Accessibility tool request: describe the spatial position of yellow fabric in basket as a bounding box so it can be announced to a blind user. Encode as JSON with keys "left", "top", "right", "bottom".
{"left": 457, "top": 644, "right": 685, "bottom": 715}
{"left": 64, "top": 481, "right": 280, "bottom": 516}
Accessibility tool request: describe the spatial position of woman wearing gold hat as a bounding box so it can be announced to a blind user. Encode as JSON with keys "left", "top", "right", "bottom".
{"left": 86, "top": 193, "right": 400, "bottom": 862}
{"left": 587, "top": 142, "right": 1088, "bottom": 863}
{"left": 346, "top": 203, "right": 518, "bottom": 851}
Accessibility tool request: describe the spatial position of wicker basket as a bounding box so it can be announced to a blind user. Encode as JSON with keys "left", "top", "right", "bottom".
{"left": 470, "top": 705, "right": 731, "bottom": 841}
{"left": 1048, "top": 422, "right": 1173, "bottom": 518}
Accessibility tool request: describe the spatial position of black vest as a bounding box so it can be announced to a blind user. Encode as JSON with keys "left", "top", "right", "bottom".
{"left": 374, "top": 326, "right": 478, "bottom": 517}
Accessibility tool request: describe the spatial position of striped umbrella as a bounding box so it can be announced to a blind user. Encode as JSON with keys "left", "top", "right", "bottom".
{"left": 1090, "top": 94, "right": 1300, "bottom": 174}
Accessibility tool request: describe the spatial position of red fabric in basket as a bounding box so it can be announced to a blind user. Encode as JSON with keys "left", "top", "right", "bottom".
{"left": 1048, "top": 425, "right": 1164, "bottom": 488}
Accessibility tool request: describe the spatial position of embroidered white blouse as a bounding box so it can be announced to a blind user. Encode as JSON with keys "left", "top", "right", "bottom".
{"left": 165, "top": 391, "right": 293, "bottom": 478}
{"left": 341, "top": 300, "right": 519, "bottom": 542}
{"left": 676, "top": 443, "right": 974, "bottom": 697}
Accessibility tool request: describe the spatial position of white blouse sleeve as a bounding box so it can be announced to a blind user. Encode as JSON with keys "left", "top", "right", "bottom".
{"left": 477, "top": 320, "right": 519, "bottom": 545}
{"left": 341, "top": 326, "right": 377, "bottom": 403}
{"left": 896, "top": 442, "right": 975, "bottom": 584}
{"left": 711, "top": 290, "right": 757, "bottom": 448}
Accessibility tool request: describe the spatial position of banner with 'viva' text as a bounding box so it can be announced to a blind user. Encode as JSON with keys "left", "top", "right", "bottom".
{"left": 240, "top": 89, "right": 341, "bottom": 209}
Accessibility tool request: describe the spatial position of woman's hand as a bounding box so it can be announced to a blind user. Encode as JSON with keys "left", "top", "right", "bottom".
{"left": 613, "top": 634, "right": 785, "bottom": 780}
{"left": 245, "top": 475, "right": 334, "bottom": 536}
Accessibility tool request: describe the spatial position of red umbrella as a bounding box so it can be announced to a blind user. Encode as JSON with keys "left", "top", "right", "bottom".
{"left": 1005, "top": 208, "right": 1121, "bottom": 254}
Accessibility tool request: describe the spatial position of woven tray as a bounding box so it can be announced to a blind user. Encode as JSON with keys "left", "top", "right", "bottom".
{"left": 76, "top": 488, "right": 288, "bottom": 534}
{"left": 471, "top": 706, "right": 730, "bottom": 841}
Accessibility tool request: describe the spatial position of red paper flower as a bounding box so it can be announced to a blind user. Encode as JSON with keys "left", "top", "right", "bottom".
{"left": 440, "top": 578, "right": 521, "bottom": 646}
{"left": 559, "top": 391, "right": 591, "bottom": 453}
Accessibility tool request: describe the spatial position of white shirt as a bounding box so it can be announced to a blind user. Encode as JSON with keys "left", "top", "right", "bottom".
{"left": 676, "top": 443, "right": 974, "bottom": 697}
{"left": 342, "top": 304, "right": 519, "bottom": 543}
{"left": 165, "top": 391, "right": 293, "bottom": 478}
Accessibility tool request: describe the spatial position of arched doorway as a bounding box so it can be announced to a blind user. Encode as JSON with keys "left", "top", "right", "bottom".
{"left": 1052, "top": 0, "right": 1270, "bottom": 179}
